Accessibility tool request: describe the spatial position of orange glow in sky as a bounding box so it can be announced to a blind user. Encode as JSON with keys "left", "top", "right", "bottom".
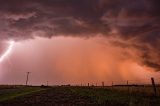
{"left": 0, "top": 36, "right": 159, "bottom": 85}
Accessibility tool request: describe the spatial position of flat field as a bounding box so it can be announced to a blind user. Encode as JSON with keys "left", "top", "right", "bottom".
{"left": 0, "top": 85, "right": 160, "bottom": 106}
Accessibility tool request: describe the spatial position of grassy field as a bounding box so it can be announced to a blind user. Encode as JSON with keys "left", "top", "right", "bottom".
{"left": 0, "top": 85, "right": 160, "bottom": 106}
{"left": 71, "top": 86, "right": 160, "bottom": 106}
{"left": 0, "top": 86, "right": 46, "bottom": 102}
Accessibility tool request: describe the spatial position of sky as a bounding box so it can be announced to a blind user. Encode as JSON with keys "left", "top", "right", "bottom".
{"left": 0, "top": 0, "right": 160, "bottom": 85}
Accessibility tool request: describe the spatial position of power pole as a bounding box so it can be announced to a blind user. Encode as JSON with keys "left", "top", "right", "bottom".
{"left": 26, "top": 72, "right": 30, "bottom": 86}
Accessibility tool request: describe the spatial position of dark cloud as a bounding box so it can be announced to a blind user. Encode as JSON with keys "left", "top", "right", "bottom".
{"left": 0, "top": 0, "right": 160, "bottom": 70}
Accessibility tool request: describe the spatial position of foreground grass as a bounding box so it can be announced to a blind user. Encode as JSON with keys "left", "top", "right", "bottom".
{"left": 70, "top": 87, "right": 160, "bottom": 106}
{"left": 0, "top": 86, "right": 46, "bottom": 102}
{"left": 1, "top": 86, "right": 160, "bottom": 106}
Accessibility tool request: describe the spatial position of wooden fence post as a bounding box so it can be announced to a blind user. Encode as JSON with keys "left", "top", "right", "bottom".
{"left": 102, "top": 82, "right": 104, "bottom": 87}
{"left": 151, "top": 77, "right": 157, "bottom": 96}
{"left": 112, "top": 81, "right": 114, "bottom": 90}
{"left": 127, "top": 80, "right": 129, "bottom": 93}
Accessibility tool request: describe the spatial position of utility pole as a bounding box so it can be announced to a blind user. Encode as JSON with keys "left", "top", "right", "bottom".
{"left": 26, "top": 72, "right": 30, "bottom": 86}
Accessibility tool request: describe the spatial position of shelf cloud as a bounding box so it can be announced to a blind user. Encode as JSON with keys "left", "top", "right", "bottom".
{"left": 0, "top": 0, "right": 160, "bottom": 71}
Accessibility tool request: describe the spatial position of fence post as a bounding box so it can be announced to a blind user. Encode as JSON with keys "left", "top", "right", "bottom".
{"left": 112, "top": 81, "right": 114, "bottom": 90}
{"left": 102, "top": 82, "right": 104, "bottom": 87}
{"left": 151, "top": 77, "right": 157, "bottom": 96}
{"left": 47, "top": 81, "right": 48, "bottom": 86}
{"left": 127, "top": 80, "right": 129, "bottom": 93}
{"left": 88, "top": 83, "right": 90, "bottom": 87}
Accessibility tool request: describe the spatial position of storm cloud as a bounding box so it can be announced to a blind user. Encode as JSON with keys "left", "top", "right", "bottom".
{"left": 0, "top": 0, "right": 160, "bottom": 71}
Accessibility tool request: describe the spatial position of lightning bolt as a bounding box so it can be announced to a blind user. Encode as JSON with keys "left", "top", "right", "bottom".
{"left": 0, "top": 40, "right": 15, "bottom": 63}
